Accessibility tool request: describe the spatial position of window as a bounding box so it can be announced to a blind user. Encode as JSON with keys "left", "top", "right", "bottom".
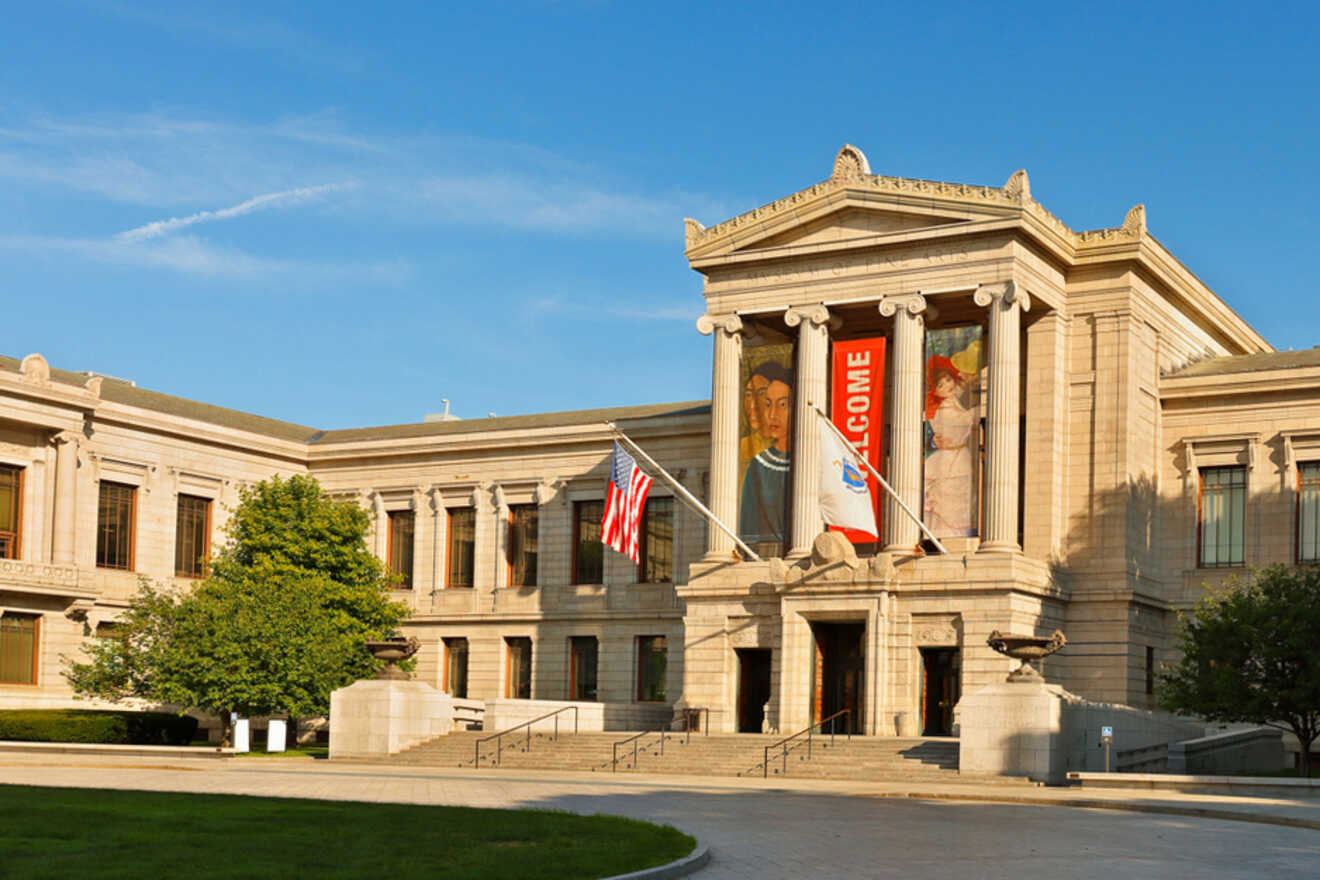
{"left": 639, "top": 497, "right": 674, "bottom": 583}
{"left": 174, "top": 495, "right": 211, "bottom": 578}
{"left": 1145, "top": 646, "right": 1155, "bottom": 696}
{"left": 387, "top": 510, "right": 415, "bottom": 589}
{"left": 447, "top": 508, "right": 475, "bottom": 588}
{"left": 507, "top": 504, "right": 538, "bottom": 587}
{"left": 505, "top": 636, "right": 532, "bottom": 699}
{"left": 1299, "top": 462, "right": 1320, "bottom": 563}
{"left": 573, "top": 500, "right": 604, "bottom": 585}
{"left": 96, "top": 482, "right": 136, "bottom": 570}
{"left": 444, "top": 637, "right": 469, "bottom": 699}
{"left": 0, "top": 464, "right": 20, "bottom": 559}
{"left": 570, "top": 636, "right": 598, "bottom": 701}
{"left": 0, "top": 612, "right": 38, "bottom": 685}
{"left": 636, "top": 635, "right": 667, "bottom": 702}
{"left": 1198, "top": 466, "right": 1245, "bottom": 567}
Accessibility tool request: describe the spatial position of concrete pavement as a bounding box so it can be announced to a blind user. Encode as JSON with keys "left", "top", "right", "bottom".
{"left": 0, "top": 754, "right": 1316, "bottom": 878}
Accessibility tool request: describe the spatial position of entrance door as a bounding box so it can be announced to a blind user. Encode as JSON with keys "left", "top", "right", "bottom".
{"left": 920, "top": 647, "right": 960, "bottom": 736}
{"left": 810, "top": 622, "right": 865, "bottom": 734}
{"left": 736, "top": 648, "right": 772, "bottom": 733}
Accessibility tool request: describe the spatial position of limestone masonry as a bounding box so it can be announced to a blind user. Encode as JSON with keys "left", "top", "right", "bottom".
{"left": 2, "top": 145, "right": 1313, "bottom": 739}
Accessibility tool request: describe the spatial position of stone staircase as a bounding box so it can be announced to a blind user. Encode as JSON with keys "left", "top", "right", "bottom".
{"left": 390, "top": 729, "right": 1016, "bottom": 783}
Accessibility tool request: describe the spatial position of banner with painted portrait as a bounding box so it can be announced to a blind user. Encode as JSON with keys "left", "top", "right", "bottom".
{"left": 923, "top": 326, "right": 982, "bottom": 538}
{"left": 738, "top": 342, "right": 794, "bottom": 555}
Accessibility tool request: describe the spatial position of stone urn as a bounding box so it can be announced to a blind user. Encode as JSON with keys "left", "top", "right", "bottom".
{"left": 986, "top": 630, "right": 1066, "bottom": 681}
{"left": 365, "top": 636, "right": 420, "bottom": 681}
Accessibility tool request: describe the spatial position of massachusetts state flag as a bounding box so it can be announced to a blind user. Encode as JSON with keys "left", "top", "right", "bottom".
{"left": 818, "top": 419, "right": 878, "bottom": 538}
{"left": 601, "top": 441, "right": 654, "bottom": 563}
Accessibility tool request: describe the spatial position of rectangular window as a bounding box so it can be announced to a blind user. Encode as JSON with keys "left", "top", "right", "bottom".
{"left": 444, "top": 637, "right": 469, "bottom": 699}
{"left": 639, "top": 497, "right": 674, "bottom": 583}
{"left": 505, "top": 636, "right": 532, "bottom": 699}
{"left": 0, "top": 464, "right": 21, "bottom": 560}
{"left": 447, "top": 508, "right": 475, "bottom": 588}
{"left": 387, "top": 510, "right": 415, "bottom": 589}
{"left": 1198, "top": 466, "right": 1245, "bottom": 568}
{"left": 636, "top": 635, "right": 667, "bottom": 702}
{"left": 96, "top": 482, "right": 136, "bottom": 570}
{"left": 174, "top": 494, "right": 211, "bottom": 578}
{"left": 0, "top": 612, "right": 38, "bottom": 685}
{"left": 1145, "top": 645, "right": 1155, "bottom": 696}
{"left": 1299, "top": 462, "right": 1320, "bottom": 563}
{"left": 570, "top": 636, "right": 598, "bottom": 701}
{"left": 573, "top": 500, "right": 604, "bottom": 585}
{"left": 507, "top": 504, "right": 538, "bottom": 587}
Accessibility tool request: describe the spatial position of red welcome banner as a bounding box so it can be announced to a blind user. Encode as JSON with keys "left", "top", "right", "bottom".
{"left": 829, "top": 338, "right": 886, "bottom": 543}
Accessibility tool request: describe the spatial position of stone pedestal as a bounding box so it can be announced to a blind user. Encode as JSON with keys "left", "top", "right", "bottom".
{"left": 958, "top": 678, "right": 1066, "bottom": 783}
{"left": 329, "top": 679, "right": 455, "bottom": 759}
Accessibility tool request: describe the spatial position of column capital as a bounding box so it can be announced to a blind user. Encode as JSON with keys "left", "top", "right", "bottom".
{"left": 52, "top": 430, "right": 81, "bottom": 448}
{"left": 784, "top": 304, "right": 830, "bottom": 328}
{"left": 428, "top": 486, "right": 445, "bottom": 514}
{"left": 878, "top": 293, "right": 937, "bottom": 321}
{"left": 973, "top": 280, "right": 1032, "bottom": 313}
{"left": 696, "top": 313, "right": 744, "bottom": 337}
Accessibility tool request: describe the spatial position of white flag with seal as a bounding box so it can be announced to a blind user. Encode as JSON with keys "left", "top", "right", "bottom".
{"left": 818, "top": 418, "right": 878, "bottom": 537}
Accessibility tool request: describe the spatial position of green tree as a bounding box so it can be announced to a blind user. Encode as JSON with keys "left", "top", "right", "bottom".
{"left": 1158, "top": 565, "right": 1320, "bottom": 777}
{"left": 66, "top": 475, "right": 408, "bottom": 745}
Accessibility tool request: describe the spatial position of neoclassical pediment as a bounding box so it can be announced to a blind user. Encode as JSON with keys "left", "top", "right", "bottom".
{"left": 734, "top": 205, "right": 967, "bottom": 252}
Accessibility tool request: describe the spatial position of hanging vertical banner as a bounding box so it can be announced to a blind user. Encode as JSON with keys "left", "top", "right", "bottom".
{"left": 738, "top": 342, "right": 795, "bottom": 556}
{"left": 829, "top": 337, "right": 886, "bottom": 543}
{"left": 924, "top": 325, "right": 983, "bottom": 538}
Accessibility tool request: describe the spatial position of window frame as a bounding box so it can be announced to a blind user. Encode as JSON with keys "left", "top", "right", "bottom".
{"left": 636, "top": 635, "right": 668, "bottom": 703}
{"left": 443, "top": 637, "right": 469, "bottom": 699}
{"left": 386, "top": 509, "right": 416, "bottom": 589}
{"left": 0, "top": 463, "right": 22, "bottom": 560}
{"left": 446, "top": 507, "right": 476, "bottom": 588}
{"left": 572, "top": 499, "right": 604, "bottom": 586}
{"left": 638, "top": 496, "right": 674, "bottom": 584}
{"left": 507, "top": 503, "right": 539, "bottom": 588}
{"left": 173, "top": 494, "right": 212, "bottom": 578}
{"left": 505, "top": 636, "right": 532, "bottom": 699}
{"left": 96, "top": 481, "right": 137, "bottom": 571}
{"left": 569, "top": 636, "right": 598, "bottom": 702}
{"left": 1197, "top": 465, "right": 1246, "bottom": 569}
{"left": 1297, "top": 461, "right": 1320, "bottom": 564}
{"left": 0, "top": 612, "right": 40, "bottom": 686}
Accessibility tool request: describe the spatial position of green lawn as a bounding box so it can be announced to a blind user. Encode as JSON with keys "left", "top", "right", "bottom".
{"left": 0, "top": 785, "right": 694, "bottom": 880}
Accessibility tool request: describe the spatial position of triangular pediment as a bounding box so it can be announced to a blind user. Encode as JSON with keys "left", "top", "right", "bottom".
{"left": 734, "top": 205, "right": 967, "bottom": 252}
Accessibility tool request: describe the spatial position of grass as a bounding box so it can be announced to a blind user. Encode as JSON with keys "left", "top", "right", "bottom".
{"left": 0, "top": 785, "right": 694, "bottom": 880}
{"left": 232, "top": 745, "right": 330, "bottom": 759}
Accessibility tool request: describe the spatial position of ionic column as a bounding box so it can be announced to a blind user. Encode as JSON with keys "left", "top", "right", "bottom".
{"left": 973, "top": 281, "right": 1030, "bottom": 552}
{"left": 878, "top": 294, "right": 935, "bottom": 552}
{"left": 784, "top": 304, "right": 832, "bottom": 558}
{"left": 51, "top": 431, "right": 80, "bottom": 565}
{"left": 696, "top": 313, "right": 745, "bottom": 560}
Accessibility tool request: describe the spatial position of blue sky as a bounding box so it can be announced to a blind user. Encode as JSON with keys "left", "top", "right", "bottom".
{"left": 2, "top": 1, "right": 1317, "bottom": 429}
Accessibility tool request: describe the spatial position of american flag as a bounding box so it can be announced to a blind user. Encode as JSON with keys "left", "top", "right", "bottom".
{"left": 601, "top": 441, "right": 653, "bottom": 563}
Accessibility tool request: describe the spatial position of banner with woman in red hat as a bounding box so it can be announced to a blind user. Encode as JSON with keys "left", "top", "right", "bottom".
{"left": 923, "top": 326, "right": 983, "bottom": 538}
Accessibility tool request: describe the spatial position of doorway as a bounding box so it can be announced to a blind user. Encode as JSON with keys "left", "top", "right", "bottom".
{"left": 736, "top": 648, "right": 772, "bottom": 733}
{"left": 810, "top": 622, "right": 865, "bottom": 734}
{"left": 919, "top": 647, "right": 960, "bottom": 736}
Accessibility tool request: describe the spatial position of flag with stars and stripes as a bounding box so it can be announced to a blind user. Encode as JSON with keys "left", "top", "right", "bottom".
{"left": 601, "top": 441, "right": 653, "bottom": 562}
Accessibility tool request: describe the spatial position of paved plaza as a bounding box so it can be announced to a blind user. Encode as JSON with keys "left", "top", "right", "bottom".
{"left": 0, "top": 754, "right": 1315, "bottom": 879}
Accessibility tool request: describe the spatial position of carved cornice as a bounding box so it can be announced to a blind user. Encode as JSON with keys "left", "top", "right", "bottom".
{"left": 695, "top": 313, "right": 744, "bottom": 337}
{"left": 1076, "top": 203, "right": 1146, "bottom": 245}
{"left": 783, "top": 304, "right": 830, "bottom": 328}
{"left": 973, "top": 281, "right": 1031, "bottom": 313}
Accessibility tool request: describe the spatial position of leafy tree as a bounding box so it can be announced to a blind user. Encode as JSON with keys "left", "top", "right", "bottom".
{"left": 67, "top": 475, "right": 408, "bottom": 745}
{"left": 1158, "top": 565, "right": 1320, "bottom": 777}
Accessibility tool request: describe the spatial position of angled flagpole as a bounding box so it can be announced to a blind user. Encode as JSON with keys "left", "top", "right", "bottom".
{"left": 808, "top": 403, "right": 949, "bottom": 555}
{"left": 604, "top": 421, "right": 761, "bottom": 562}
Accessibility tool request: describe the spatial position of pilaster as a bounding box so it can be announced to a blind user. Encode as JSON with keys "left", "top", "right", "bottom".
{"left": 50, "top": 431, "right": 79, "bottom": 565}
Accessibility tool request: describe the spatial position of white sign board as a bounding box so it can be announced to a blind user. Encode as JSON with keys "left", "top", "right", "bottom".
{"left": 1100, "top": 725, "right": 1113, "bottom": 739}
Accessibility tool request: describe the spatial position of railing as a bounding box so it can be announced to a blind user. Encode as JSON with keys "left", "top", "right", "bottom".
{"left": 763, "top": 709, "right": 852, "bottom": 778}
{"left": 680, "top": 707, "right": 709, "bottom": 742}
{"left": 612, "top": 728, "right": 667, "bottom": 772}
{"left": 473, "top": 705, "right": 578, "bottom": 767}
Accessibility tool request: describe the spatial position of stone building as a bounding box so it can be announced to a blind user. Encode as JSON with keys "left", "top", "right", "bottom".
{"left": 1, "top": 145, "right": 1312, "bottom": 739}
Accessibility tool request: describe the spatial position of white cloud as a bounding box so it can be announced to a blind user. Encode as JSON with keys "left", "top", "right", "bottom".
{"left": 116, "top": 183, "right": 353, "bottom": 242}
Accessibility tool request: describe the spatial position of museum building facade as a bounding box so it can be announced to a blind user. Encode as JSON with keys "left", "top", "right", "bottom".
{"left": 3, "top": 145, "right": 1316, "bottom": 738}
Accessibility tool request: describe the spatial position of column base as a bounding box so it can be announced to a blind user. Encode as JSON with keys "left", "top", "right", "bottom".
{"left": 702, "top": 549, "right": 741, "bottom": 564}
{"left": 976, "top": 540, "right": 1021, "bottom": 554}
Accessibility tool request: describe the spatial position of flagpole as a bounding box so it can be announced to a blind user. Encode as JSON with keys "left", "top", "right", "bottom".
{"left": 808, "top": 403, "right": 949, "bottom": 555}
{"left": 604, "top": 422, "right": 762, "bottom": 562}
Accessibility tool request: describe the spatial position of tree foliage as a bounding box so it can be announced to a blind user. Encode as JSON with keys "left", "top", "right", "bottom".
{"left": 66, "top": 475, "right": 407, "bottom": 742}
{"left": 1158, "top": 565, "right": 1320, "bottom": 777}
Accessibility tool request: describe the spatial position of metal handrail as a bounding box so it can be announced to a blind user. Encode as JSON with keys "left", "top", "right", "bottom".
{"left": 681, "top": 707, "right": 709, "bottom": 743}
{"left": 474, "top": 705, "right": 579, "bottom": 767}
{"left": 612, "top": 727, "right": 667, "bottom": 772}
{"left": 763, "top": 709, "right": 852, "bottom": 778}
